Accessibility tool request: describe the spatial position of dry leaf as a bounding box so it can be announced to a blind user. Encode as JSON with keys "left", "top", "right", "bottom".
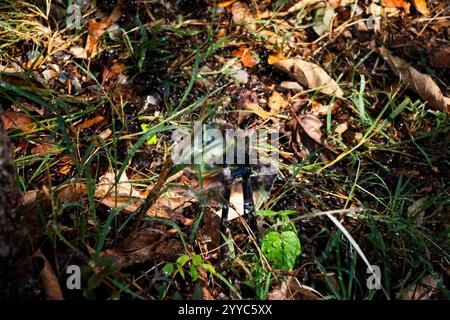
{"left": 288, "top": 0, "right": 323, "bottom": 13}
{"left": 34, "top": 250, "right": 64, "bottom": 300}
{"left": 268, "top": 91, "right": 287, "bottom": 113}
{"left": 31, "top": 142, "right": 60, "bottom": 155}
{"left": 95, "top": 171, "right": 142, "bottom": 198}
{"left": 268, "top": 52, "right": 285, "bottom": 65}
{"left": 379, "top": 46, "right": 449, "bottom": 112}
{"left": 1, "top": 111, "right": 36, "bottom": 132}
{"left": 217, "top": 0, "right": 239, "bottom": 7}
{"left": 246, "top": 102, "right": 273, "bottom": 119}
{"left": 70, "top": 46, "right": 86, "bottom": 59}
{"left": 274, "top": 58, "right": 344, "bottom": 97}
{"left": 412, "top": 0, "right": 429, "bottom": 15}
{"left": 431, "top": 20, "right": 450, "bottom": 32}
{"left": 397, "top": 275, "right": 440, "bottom": 300}
{"left": 432, "top": 47, "right": 450, "bottom": 69}
{"left": 84, "top": 0, "right": 124, "bottom": 59}
{"left": 231, "top": 1, "right": 256, "bottom": 30}
{"left": 298, "top": 114, "right": 324, "bottom": 145}
{"left": 327, "top": 0, "right": 342, "bottom": 9}
{"left": 77, "top": 115, "right": 105, "bottom": 130}
{"left": 268, "top": 276, "right": 323, "bottom": 300}
{"left": 382, "top": 0, "right": 410, "bottom": 9}
{"left": 56, "top": 182, "right": 87, "bottom": 204}
{"left": 232, "top": 46, "right": 258, "bottom": 68}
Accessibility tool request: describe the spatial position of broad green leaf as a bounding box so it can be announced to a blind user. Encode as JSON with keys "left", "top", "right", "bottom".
{"left": 176, "top": 255, "right": 190, "bottom": 266}
{"left": 162, "top": 263, "right": 174, "bottom": 277}
{"left": 261, "top": 231, "right": 301, "bottom": 270}
{"left": 189, "top": 265, "right": 198, "bottom": 281}
{"left": 192, "top": 255, "right": 202, "bottom": 267}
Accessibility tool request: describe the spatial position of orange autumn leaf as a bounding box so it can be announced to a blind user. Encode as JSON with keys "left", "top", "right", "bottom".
{"left": 84, "top": 0, "right": 125, "bottom": 59}
{"left": 217, "top": 0, "right": 239, "bottom": 7}
{"left": 412, "top": 0, "right": 429, "bottom": 15}
{"left": 77, "top": 115, "right": 105, "bottom": 130}
{"left": 382, "top": 0, "right": 410, "bottom": 9}
{"left": 268, "top": 52, "right": 285, "bottom": 65}
{"left": 232, "top": 46, "right": 258, "bottom": 68}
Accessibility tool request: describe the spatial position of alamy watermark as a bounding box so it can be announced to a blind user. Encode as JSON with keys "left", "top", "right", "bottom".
{"left": 66, "top": 265, "right": 81, "bottom": 290}
{"left": 366, "top": 265, "right": 382, "bottom": 290}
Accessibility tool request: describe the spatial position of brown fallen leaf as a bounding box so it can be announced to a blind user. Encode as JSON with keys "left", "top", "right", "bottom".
{"left": 432, "top": 47, "right": 450, "bottom": 69}
{"left": 79, "top": 0, "right": 125, "bottom": 60}
{"left": 274, "top": 59, "right": 344, "bottom": 97}
{"left": 1, "top": 111, "right": 36, "bottom": 132}
{"left": 288, "top": 0, "right": 323, "bottom": 13}
{"left": 30, "top": 141, "right": 60, "bottom": 155}
{"left": 231, "top": 1, "right": 256, "bottom": 31}
{"left": 34, "top": 250, "right": 64, "bottom": 300}
{"left": 56, "top": 182, "right": 88, "bottom": 204}
{"left": 298, "top": 114, "right": 324, "bottom": 145}
{"left": 77, "top": 115, "right": 105, "bottom": 130}
{"left": 379, "top": 46, "right": 449, "bottom": 112}
{"left": 268, "top": 91, "right": 287, "bottom": 113}
{"left": 397, "top": 274, "right": 440, "bottom": 300}
{"left": 431, "top": 20, "right": 450, "bottom": 32}
{"left": 268, "top": 276, "right": 323, "bottom": 300}
{"left": 245, "top": 102, "right": 273, "bottom": 119}
{"left": 382, "top": 0, "right": 410, "bottom": 10}
{"left": 95, "top": 171, "right": 142, "bottom": 198}
{"left": 412, "top": 0, "right": 429, "bottom": 15}
{"left": 216, "top": 0, "right": 239, "bottom": 7}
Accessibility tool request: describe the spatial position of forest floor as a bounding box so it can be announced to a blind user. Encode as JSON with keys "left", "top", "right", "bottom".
{"left": 0, "top": 0, "right": 449, "bottom": 300}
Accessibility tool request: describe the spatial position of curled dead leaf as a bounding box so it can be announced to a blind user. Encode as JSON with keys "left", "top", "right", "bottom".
{"left": 268, "top": 276, "right": 323, "bottom": 300}
{"left": 298, "top": 114, "right": 324, "bottom": 145}
{"left": 34, "top": 250, "right": 64, "bottom": 300}
{"left": 379, "top": 46, "right": 449, "bottom": 112}
{"left": 274, "top": 58, "right": 344, "bottom": 97}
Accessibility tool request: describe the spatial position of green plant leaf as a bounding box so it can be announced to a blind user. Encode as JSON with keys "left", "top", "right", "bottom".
{"left": 162, "top": 263, "right": 174, "bottom": 277}
{"left": 201, "top": 263, "right": 216, "bottom": 275}
{"left": 176, "top": 264, "right": 185, "bottom": 280}
{"left": 257, "top": 209, "right": 297, "bottom": 217}
{"left": 176, "top": 255, "right": 190, "bottom": 266}
{"left": 261, "top": 231, "right": 301, "bottom": 270}
{"left": 140, "top": 123, "right": 158, "bottom": 145}
{"left": 192, "top": 255, "right": 202, "bottom": 267}
{"left": 189, "top": 265, "right": 198, "bottom": 281}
